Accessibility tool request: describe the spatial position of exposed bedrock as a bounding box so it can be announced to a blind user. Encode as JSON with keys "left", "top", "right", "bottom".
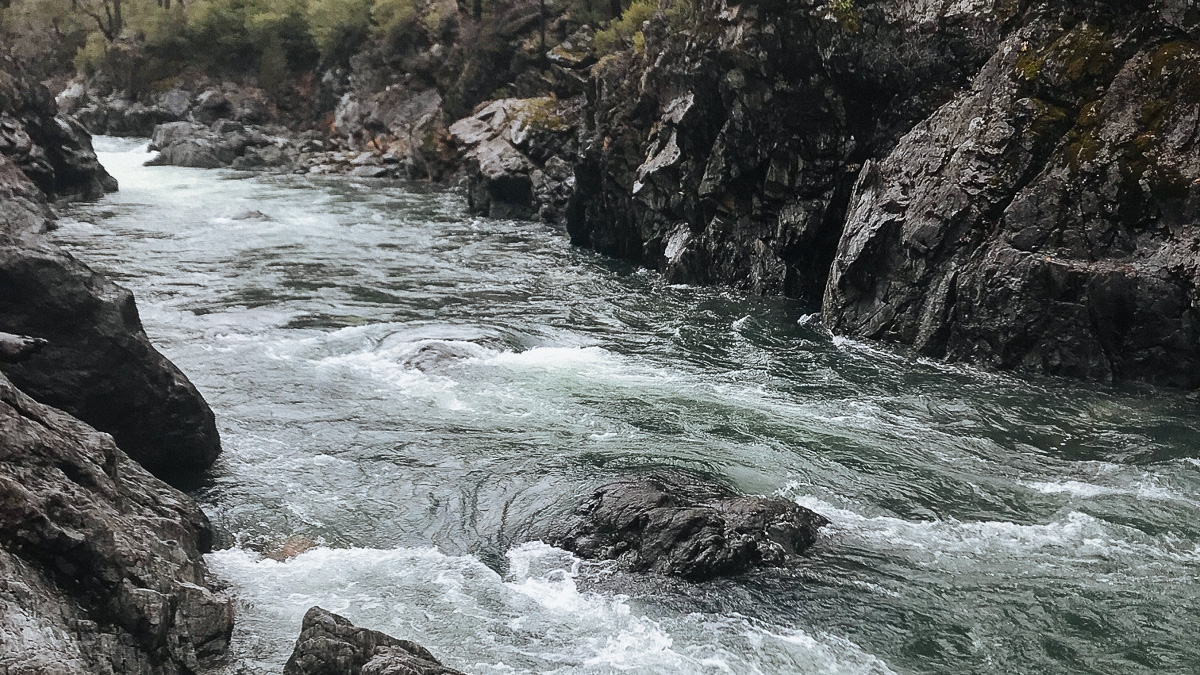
{"left": 549, "top": 474, "right": 828, "bottom": 581}
{"left": 823, "top": 8, "right": 1200, "bottom": 387}
{"left": 0, "top": 370, "right": 234, "bottom": 675}
{"left": 564, "top": 0, "right": 1200, "bottom": 388}
{"left": 449, "top": 96, "right": 582, "bottom": 221}
{"left": 284, "top": 606, "right": 465, "bottom": 675}
{"left": 567, "top": 0, "right": 1011, "bottom": 302}
{"left": 0, "top": 216, "right": 224, "bottom": 482}
{"left": 147, "top": 120, "right": 300, "bottom": 171}
{"left": 1, "top": 51, "right": 117, "bottom": 200}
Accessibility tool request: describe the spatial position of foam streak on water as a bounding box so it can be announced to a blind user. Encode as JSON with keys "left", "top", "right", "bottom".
{"left": 54, "top": 137, "right": 1200, "bottom": 674}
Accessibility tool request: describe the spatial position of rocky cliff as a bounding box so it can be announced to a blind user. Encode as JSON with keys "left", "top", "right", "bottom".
{"left": 564, "top": 0, "right": 1200, "bottom": 388}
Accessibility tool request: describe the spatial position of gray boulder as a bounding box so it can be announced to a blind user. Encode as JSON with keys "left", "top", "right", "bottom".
{"left": 284, "top": 607, "right": 463, "bottom": 675}
{"left": 550, "top": 474, "right": 828, "bottom": 581}
{"left": 0, "top": 370, "right": 234, "bottom": 674}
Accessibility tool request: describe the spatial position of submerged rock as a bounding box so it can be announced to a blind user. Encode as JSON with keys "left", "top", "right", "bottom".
{"left": 0, "top": 370, "right": 234, "bottom": 674}
{"left": 284, "top": 606, "right": 463, "bottom": 675}
{"left": 550, "top": 475, "right": 828, "bottom": 581}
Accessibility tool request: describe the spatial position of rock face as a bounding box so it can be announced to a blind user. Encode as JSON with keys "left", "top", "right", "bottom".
{"left": 0, "top": 203, "right": 223, "bottom": 481}
{"left": 567, "top": 0, "right": 1009, "bottom": 301}
{"left": 449, "top": 97, "right": 581, "bottom": 220}
{"left": 284, "top": 607, "right": 464, "bottom": 675}
{"left": 823, "top": 8, "right": 1200, "bottom": 388}
{"left": 550, "top": 475, "right": 828, "bottom": 581}
{"left": 60, "top": 78, "right": 275, "bottom": 138}
{"left": 147, "top": 120, "right": 299, "bottom": 171}
{"left": 563, "top": 0, "right": 1200, "bottom": 389}
{"left": 332, "top": 84, "right": 452, "bottom": 180}
{"left": 0, "top": 369, "right": 234, "bottom": 674}
{"left": 1, "top": 52, "right": 117, "bottom": 200}
{"left": 0, "top": 56, "right": 222, "bottom": 484}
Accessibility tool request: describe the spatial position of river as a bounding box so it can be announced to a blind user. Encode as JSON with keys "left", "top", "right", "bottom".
{"left": 56, "top": 137, "right": 1200, "bottom": 674}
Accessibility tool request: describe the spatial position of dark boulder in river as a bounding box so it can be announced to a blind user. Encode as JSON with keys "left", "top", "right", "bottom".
{"left": 0, "top": 370, "right": 234, "bottom": 673}
{"left": 550, "top": 475, "right": 828, "bottom": 581}
{"left": 285, "top": 606, "right": 464, "bottom": 675}
{"left": 0, "top": 200, "right": 223, "bottom": 481}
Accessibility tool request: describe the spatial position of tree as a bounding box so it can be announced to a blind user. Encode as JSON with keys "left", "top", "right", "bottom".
{"left": 75, "top": 0, "right": 123, "bottom": 41}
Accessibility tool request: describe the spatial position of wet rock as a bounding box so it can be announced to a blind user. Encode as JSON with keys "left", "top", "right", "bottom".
{"left": 550, "top": 475, "right": 828, "bottom": 581}
{"left": 148, "top": 120, "right": 295, "bottom": 172}
{"left": 284, "top": 607, "right": 463, "bottom": 675}
{"left": 0, "top": 154, "right": 222, "bottom": 483}
{"left": 564, "top": 0, "right": 1200, "bottom": 389}
{"left": 0, "top": 332, "right": 46, "bottom": 363}
{"left": 0, "top": 369, "right": 234, "bottom": 674}
{"left": 450, "top": 97, "right": 581, "bottom": 221}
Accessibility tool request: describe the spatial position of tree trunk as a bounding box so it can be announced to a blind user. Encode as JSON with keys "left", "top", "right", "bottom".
{"left": 111, "top": 0, "right": 123, "bottom": 37}
{"left": 539, "top": 0, "right": 546, "bottom": 54}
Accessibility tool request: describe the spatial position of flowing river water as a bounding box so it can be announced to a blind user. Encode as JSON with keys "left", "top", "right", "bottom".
{"left": 56, "top": 137, "right": 1200, "bottom": 674}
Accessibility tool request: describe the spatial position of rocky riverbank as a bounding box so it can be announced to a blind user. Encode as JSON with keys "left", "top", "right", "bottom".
{"left": 0, "top": 50, "right": 233, "bottom": 673}
{"left": 563, "top": 0, "right": 1200, "bottom": 389}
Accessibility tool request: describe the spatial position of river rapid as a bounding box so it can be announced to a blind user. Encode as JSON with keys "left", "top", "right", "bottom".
{"left": 58, "top": 137, "right": 1200, "bottom": 674}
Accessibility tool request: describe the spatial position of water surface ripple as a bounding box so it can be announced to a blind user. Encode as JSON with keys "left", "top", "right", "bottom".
{"left": 59, "top": 137, "right": 1200, "bottom": 674}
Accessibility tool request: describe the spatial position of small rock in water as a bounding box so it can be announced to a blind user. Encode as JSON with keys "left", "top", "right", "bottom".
{"left": 230, "top": 209, "right": 272, "bottom": 221}
{"left": 263, "top": 534, "right": 319, "bottom": 561}
{"left": 284, "top": 607, "right": 463, "bottom": 675}
{"left": 550, "top": 473, "right": 828, "bottom": 581}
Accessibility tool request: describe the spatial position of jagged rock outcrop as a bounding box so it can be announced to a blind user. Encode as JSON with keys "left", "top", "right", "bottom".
{"left": 567, "top": 0, "right": 1010, "bottom": 301}
{"left": 549, "top": 474, "right": 828, "bottom": 581}
{"left": 0, "top": 56, "right": 222, "bottom": 483}
{"left": 284, "top": 607, "right": 463, "bottom": 675}
{"left": 59, "top": 77, "right": 275, "bottom": 137}
{"left": 0, "top": 369, "right": 234, "bottom": 674}
{"left": 563, "top": 0, "right": 1200, "bottom": 388}
{"left": 1, "top": 52, "right": 117, "bottom": 200}
{"left": 823, "top": 6, "right": 1200, "bottom": 387}
{"left": 449, "top": 96, "right": 582, "bottom": 220}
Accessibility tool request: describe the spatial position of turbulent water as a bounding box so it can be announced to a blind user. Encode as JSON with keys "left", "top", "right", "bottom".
{"left": 59, "top": 137, "right": 1200, "bottom": 674}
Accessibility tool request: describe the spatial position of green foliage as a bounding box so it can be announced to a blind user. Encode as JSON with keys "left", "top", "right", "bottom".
{"left": 308, "top": 0, "right": 373, "bottom": 60}
{"left": 259, "top": 34, "right": 290, "bottom": 97}
{"left": 370, "top": 0, "right": 418, "bottom": 45}
{"left": 73, "top": 32, "right": 109, "bottom": 76}
{"left": 592, "top": 0, "right": 654, "bottom": 55}
{"left": 829, "top": 0, "right": 860, "bottom": 33}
